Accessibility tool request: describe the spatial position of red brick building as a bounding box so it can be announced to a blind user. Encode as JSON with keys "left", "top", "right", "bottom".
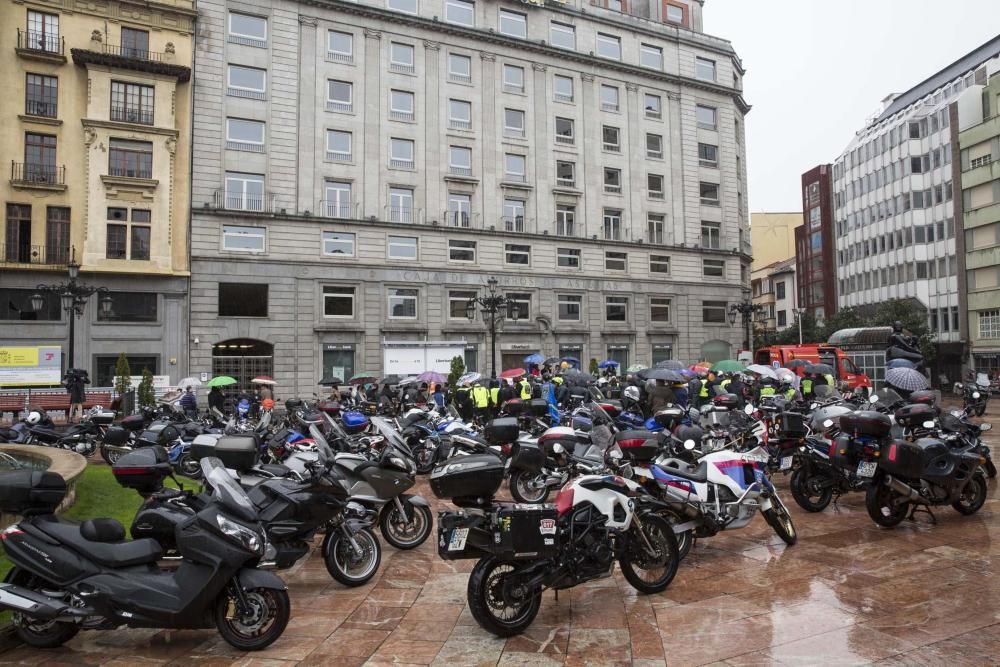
{"left": 795, "top": 164, "right": 838, "bottom": 321}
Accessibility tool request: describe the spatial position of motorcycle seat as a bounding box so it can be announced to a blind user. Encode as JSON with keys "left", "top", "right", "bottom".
{"left": 29, "top": 427, "right": 66, "bottom": 440}
{"left": 257, "top": 463, "right": 292, "bottom": 477}
{"left": 655, "top": 458, "right": 709, "bottom": 483}
{"left": 38, "top": 519, "right": 162, "bottom": 568}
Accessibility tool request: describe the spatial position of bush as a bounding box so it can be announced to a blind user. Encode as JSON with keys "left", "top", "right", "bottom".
{"left": 447, "top": 355, "right": 466, "bottom": 387}
{"left": 113, "top": 353, "right": 131, "bottom": 397}
{"left": 137, "top": 368, "right": 156, "bottom": 408}
{"left": 589, "top": 358, "right": 599, "bottom": 375}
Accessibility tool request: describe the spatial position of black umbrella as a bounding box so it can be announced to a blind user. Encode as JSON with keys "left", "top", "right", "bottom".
{"left": 805, "top": 364, "right": 835, "bottom": 375}
{"left": 655, "top": 360, "right": 685, "bottom": 371}
{"left": 543, "top": 356, "right": 562, "bottom": 366}
{"left": 643, "top": 368, "right": 685, "bottom": 382}
{"left": 380, "top": 374, "right": 404, "bottom": 385}
{"left": 318, "top": 376, "right": 344, "bottom": 386}
{"left": 562, "top": 369, "right": 594, "bottom": 386}
{"left": 784, "top": 359, "right": 808, "bottom": 370}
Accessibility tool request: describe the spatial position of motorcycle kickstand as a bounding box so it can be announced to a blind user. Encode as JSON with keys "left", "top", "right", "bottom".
{"left": 906, "top": 504, "right": 937, "bottom": 525}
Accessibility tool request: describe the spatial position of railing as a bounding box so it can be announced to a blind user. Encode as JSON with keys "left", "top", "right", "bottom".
{"left": 649, "top": 191, "right": 664, "bottom": 200}
{"left": 502, "top": 216, "right": 529, "bottom": 233}
{"left": 556, "top": 177, "right": 576, "bottom": 188}
{"left": 11, "top": 162, "right": 64, "bottom": 186}
{"left": 646, "top": 110, "right": 662, "bottom": 120}
{"left": 226, "top": 140, "right": 265, "bottom": 153}
{"left": 213, "top": 190, "right": 276, "bottom": 213}
{"left": 389, "top": 158, "right": 414, "bottom": 170}
{"left": 326, "top": 51, "right": 353, "bottom": 64}
{"left": 227, "top": 87, "right": 266, "bottom": 100}
{"left": 16, "top": 30, "right": 64, "bottom": 56}
{"left": 326, "top": 151, "right": 352, "bottom": 163}
{"left": 325, "top": 100, "right": 353, "bottom": 113}
{"left": 2, "top": 243, "right": 69, "bottom": 266}
{"left": 449, "top": 166, "right": 473, "bottom": 177}
{"left": 25, "top": 99, "right": 57, "bottom": 117}
{"left": 503, "top": 84, "right": 524, "bottom": 94}
{"left": 389, "top": 62, "right": 415, "bottom": 74}
{"left": 504, "top": 128, "right": 526, "bottom": 139}
{"left": 555, "top": 134, "right": 574, "bottom": 145}
{"left": 449, "top": 119, "right": 472, "bottom": 130}
{"left": 603, "top": 142, "right": 621, "bottom": 152}
{"left": 227, "top": 33, "right": 267, "bottom": 48}
{"left": 554, "top": 92, "right": 573, "bottom": 103}
{"left": 108, "top": 165, "right": 152, "bottom": 179}
{"left": 604, "top": 184, "right": 622, "bottom": 194}
{"left": 102, "top": 43, "right": 164, "bottom": 61}
{"left": 443, "top": 210, "right": 479, "bottom": 228}
{"left": 555, "top": 222, "right": 577, "bottom": 237}
{"left": 319, "top": 201, "right": 359, "bottom": 218}
{"left": 384, "top": 206, "right": 422, "bottom": 224}
{"left": 503, "top": 172, "right": 526, "bottom": 183}
{"left": 389, "top": 110, "right": 415, "bottom": 121}
{"left": 601, "top": 102, "right": 619, "bottom": 112}
{"left": 449, "top": 73, "right": 471, "bottom": 84}
{"left": 111, "top": 106, "right": 154, "bottom": 125}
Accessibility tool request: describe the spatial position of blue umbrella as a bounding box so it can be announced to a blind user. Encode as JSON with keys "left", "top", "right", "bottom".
{"left": 886, "top": 359, "right": 916, "bottom": 370}
{"left": 524, "top": 353, "right": 545, "bottom": 365}
{"left": 561, "top": 356, "right": 580, "bottom": 367}
{"left": 598, "top": 360, "right": 620, "bottom": 369}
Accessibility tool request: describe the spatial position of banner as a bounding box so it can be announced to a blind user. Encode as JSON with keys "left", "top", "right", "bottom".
{"left": 0, "top": 346, "right": 62, "bottom": 387}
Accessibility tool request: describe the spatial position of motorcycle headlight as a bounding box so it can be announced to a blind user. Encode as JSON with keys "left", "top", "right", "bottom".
{"left": 216, "top": 514, "right": 263, "bottom": 555}
{"left": 973, "top": 392, "right": 981, "bottom": 399}
{"left": 683, "top": 439, "right": 696, "bottom": 451}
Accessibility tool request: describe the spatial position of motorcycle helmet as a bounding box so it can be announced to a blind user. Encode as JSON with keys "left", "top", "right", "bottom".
{"left": 261, "top": 398, "right": 275, "bottom": 410}
{"left": 623, "top": 386, "right": 640, "bottom": 403}
{"left": 25, "top": 410, "right": 43, "bottom": 425}
{"left": 237, "top": 398, "right": 251, "bottom": 416}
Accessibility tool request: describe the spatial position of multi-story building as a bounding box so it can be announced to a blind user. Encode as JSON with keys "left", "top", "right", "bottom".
{"left": 796, "top": 164, "right": 836, "bottom": 322}
{"left": 956, "top": 56, "right": 1000, "bottom": 373}
{"left": 751, "top": 258, "right": 796, "bottom": 334}
{"left": 1, "top": 0, "right": 194, "bottom": 386}
{"left": 749, "top": 212, "right": 797, "bottom": 272}
{"left": 188, "top": 0, "right": 752, "bottom": 394}
{"left": 832, "top": 36, "right": 1000, "bottom": 377}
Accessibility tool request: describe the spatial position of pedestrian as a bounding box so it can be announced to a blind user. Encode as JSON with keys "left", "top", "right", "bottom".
{"left": 489, "top": 380, "right": 501, "bottom": 417}
{"left": 64, "top": 370, "right": 87, "bottom": 423}
{"left": 517, "top": 376, "right": 532, "bottom": 400}
{"left": 258, "top": 383, "right": 273, "bottom": 402}
{"left": 180, "top": 386, "right": 198, "bottom": 417}
{"left": 499, "top": 378, "right": 516, "bottom": 406}
{"left": 647, "top": 379, "right": 674, "bottom": 414}
{"left": 208, "top": 385, "right": 225, "bottom": 414}
{"left": 471, "top": 381, "right": 490, "bottom": 424}
{"left": 553, "top": 376, "right": 569, "bottom": 406}
{"left": 432, "top": 383, "right": 446, "bottom": 408}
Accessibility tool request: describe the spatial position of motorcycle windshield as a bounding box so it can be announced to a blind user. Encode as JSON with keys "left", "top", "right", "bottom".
{"left": 370, "top": 417, "right": 411, "bottom": 458}
{"left": 875, "top": 388, "right": 904, "bottom": 406}
{"left": 201, "top": 457, "right": 258, "bottom": 522}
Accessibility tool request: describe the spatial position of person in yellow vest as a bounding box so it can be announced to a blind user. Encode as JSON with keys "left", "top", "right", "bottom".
{"left": 472, "top": 381, "right": 490, "bottom": 424}
{"left": 696, "top": 373, "right": 711, "bottom": 408}
{"left": 801, "top": 373, "right": 815, "bottom": 400}
{"left": 719, "top": 374, "right": 733, "bottom": 393}
{"left": 518, "top": 377, "right": 532, "bottom": 400}
{"left": 489, "top": 380, "right": 501, "bottom": 417}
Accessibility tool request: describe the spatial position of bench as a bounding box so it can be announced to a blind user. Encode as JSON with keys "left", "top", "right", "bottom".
{"left": 0, "top": 391, "right": 113, "bottom": 422}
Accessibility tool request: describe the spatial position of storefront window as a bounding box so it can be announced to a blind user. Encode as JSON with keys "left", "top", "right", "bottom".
{"left": 323, "top": 344, "right": 355, "bottom": 383}
{"left": 606, "top": 346, "right": 629, "bottom": 370}
{"left": 651, "top": 345, "right": 673, "bottom": 365}
{"left": 464, "top": 346, "right": 478, "bottom": 373}
{"left": 95, "top": 355, "right": 158, "bottom": 387}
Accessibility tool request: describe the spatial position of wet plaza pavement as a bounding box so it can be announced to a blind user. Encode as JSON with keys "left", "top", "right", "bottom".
{"left": 2, "top": 426, "right": 999, "bottom": 665}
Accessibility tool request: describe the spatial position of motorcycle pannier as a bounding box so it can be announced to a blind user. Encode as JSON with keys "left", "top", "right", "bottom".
{"left": 437, "top": 511, "right": 493, "bottom": 560}
{"left": 614, "top": 430, "right": 659, "bottom": 463}
{"left": 893, "top": 403, "right": 939, "bottom": 429}
{"left": 712, "top": 394, "right": 741, "bottom": 410}
{"left": 430, "top": 454, "right": 505, "bottom": 503}
{"left": 909, "top": 390, "right": 938, "bottom": 407}
{"left": 102, "top": 425, "right": 130, "bottom": 447}
{"left": 839, "top": 411, "right": 892, "bottom": 439}
{"left": 654, "top": 406, "right": 685, "bottom": 429}
{"left": 113, "top": 446, "right": 171, "bottom": 493}
{"left": 496, "top": 503, "right": 560, "bottom": 561}
{"left": 502, "top": 399, "right": 526, "bottom": 417}
{"left": 509, "top": 442, "right": 546, "bottom": 472}
{"left": 881, "top": 438, "right": 949, "bottom": 479}
{"left": 136, "top": 423, "right": 181, "bottom": 448}
{"left": 0, "top": 470, "right": 67, "bottom": 514}
{"left": 191, "top": 435, "right": 258, "bottom": 472}
{"left": 484, "top": 417, "right": 519, "bottom": 445}
{"left": 828, "top": 433, "right": 854, "bottom": 470}
{"left": 90, "top": 410, "right": 117, "bottom": 426}
{"left": 775, "top": 412, "right": 808, "bottom": 438}
{"left": 120, "top": 414, "right": 146, "bottom": 431}
{"left": 529, "top": 399, "right": 551, "bottom": 418}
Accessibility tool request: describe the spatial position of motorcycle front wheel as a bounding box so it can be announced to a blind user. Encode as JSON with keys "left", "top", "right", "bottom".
{"left": 762, "top": 495, "right": 798, "bottom": 545}
{"left": 619, "top": 514, "right": 680, "bottom": 594}
{"left": 413, "top": 445, "right": 437, "bottom": 474}
{"left": 379, "top": 501, "right": 433, "bottom": 550}
{"left": 467, "top": 557, "right": 541, "bottom": 637}
{"left": 790, "top": 466, "right": 834, "bottom": 512}
{"left": 865, "top": 478, "right": 909, "bottom": 528}
{"left": 509, "top": 469, "right": 551, "bottom": 504}
{"left": 324, "top": 527, "right": 382, "bottom": 586}
{"left": 976, "top": 403, "right": 987, "bottom": 417}
{"left": 953, "top": 473, "right": 988, "bottom": 515}
{"left": 214, "top": 585, "right": 290, "bottom": 651}
{"left": 177, "top": 453, "right": 203, "bottom": 479}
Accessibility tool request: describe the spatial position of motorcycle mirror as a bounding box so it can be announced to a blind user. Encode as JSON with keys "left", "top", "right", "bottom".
{"left": 811, "top": 403, "right": 819, "bottom": 410}
{"left": 869, "top": 395, "right": 879, "bottom": 404}
{"left": 683, "top": 439, "right": 696, "bottom": 450}
{"left": 744, "top": 404, "right": 754, "bottom": 415}
{"left": 922, "top": 420, "right": 936, "bottom": 429}
{"left": 981, "top": 423, "right": 993, "bottom": 432}
{"left": 823, "top": 419, "right": 834, "bottom": 429}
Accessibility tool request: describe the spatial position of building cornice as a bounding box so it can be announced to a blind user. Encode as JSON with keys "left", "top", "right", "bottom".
{"left": 72, "top": 49, "right": 192, "bottom": 82}
{"left": 81, "top": 118, "right": 181, "bottom": 138}
{"left": 13, "top": 0, "right": 196, "bottom": 30}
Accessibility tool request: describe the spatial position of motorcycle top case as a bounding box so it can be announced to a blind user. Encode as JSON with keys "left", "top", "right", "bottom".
{"left": 653, "top": 406, "right": 686, "bottom": 429}
{"left": 495, "top": 502, "right": 561, "bottom": 561}
{"left": 112, "top": 445, "right": 171, "bottom": 493}
{"left": 712, "top": 394, "right": 742, "bottom": 410}
{"left": 341, "top": 411, "right": 370, "bottom": 434}
{"left": 881, "top": 438, "right": 951, "bottom": 480}
{"left": 538, "top": 426, "right": 580, "bottom": 455}
{"left": 90, "top": 410, "right": 117, "bottom": 426}
{"left": 775, "top": 411, "right": 808, "bottom": 438}
{"left": 484, "top": 417, "right": 519, "bottom": 445}
{"left": 614, "top": 430, "right": 659, "bottom": 462}
{"left": 430, "top": 453, "right": 505, "bottom": 504}
{"left": 839, "top": 411, "right": 892, "bottom": 439}
{"left": 0, "top": 469, "right": 67, "bottom": 514}
{"left": 191, "top": 434, "right": 258, "bottom": 472}
{"left": 528, "top": 398, "right": 551, "bottom": 418}
{"left": 908, "top": 390, "right": 938, "bottom": 407}
{"left": 893, "top": 403, "right": 939, "bottom": 429}
{"left": 120, "top": 414, "right": 146, "bottom": 431}
{"left": 502, "top": 399, "right": 526, "bottom": 417}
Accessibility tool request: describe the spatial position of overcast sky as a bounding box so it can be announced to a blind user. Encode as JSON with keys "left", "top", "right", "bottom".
{"left": 705, "top": 0, "right": 1000, "bottom": 213}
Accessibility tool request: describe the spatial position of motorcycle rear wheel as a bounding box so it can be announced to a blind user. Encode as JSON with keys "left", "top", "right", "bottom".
{"left": 789, "top": 466, "right": 834, "bottom": 513}
{"left": 761, "top": 496, "right": 798, "bottom": 545}
{"left": 467, "top": 557, "right": 541, "bottom": 637}
{"left": 102, "top": 445, "right": 124, "bottom": 465}
{"left": 214, "top": 585, "right": 290, "bottom": 651}
{"left": 865, "top": 479, "right": 909, "bottom": 528}
{"left": 953, "top": 473, "right": 988, "bottom": 515}
{"left": 324, "top": 528, "right": 382, "bottom": 586}
{"left": 8, "top": 569, "right": 80, "bottom": 649}
{"left": 619, "top": 514, "right": 680, "bottom": 594}
{"left": 177, "top": 453, "right": 202, "bottom": 479}
{"left": 509, "top": 470, "right": 550, "bottom": 504}
{"left": 976, "top": 404, "right": 987, "bottom": 417}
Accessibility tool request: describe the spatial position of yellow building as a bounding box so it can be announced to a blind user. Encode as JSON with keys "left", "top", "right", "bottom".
{"left": 750, "top": 212, "right": 799, "bottom": 272}
{"left": 1, "top": 0, "right": 194, "bottom": 386}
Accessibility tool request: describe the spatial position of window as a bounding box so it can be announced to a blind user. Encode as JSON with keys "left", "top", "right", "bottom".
{"left": 503, "top": 64, "right": 525, "bottom": 93}
{"left": 389, "top": 187, "right": 414, "bottom": 223}
{"left": 108, "top": 139, "right": 152, "bottom": 179}
{"left": 695, "top": 57, "right": 716, "bottom": 81}
{"left": 644, "top": 93, "right": 662, "bottom": 119}
{"left": 323, "top": 286, "right": 355, "bottom": 318}
{"left": 701, "top": 221, "right": 720, "bottom": 248}
{"left": 505, "top": 243, "right": 530, "bottom": 265}
{"left": 93, "top": 292, "right": 156, "bottom": 324}
{"left": 558, "top": 294, "right": 582, "bottom": 321}
{"left": 323, "top": 181, "right": 352, "bottom": 217}
{"left": 327, "top": 80, "right": 353, "bottom": 112}
{"left": 504, "top": 153, "right": 526, "bottom": 182}
{"left": 696, "top": 105, "right": 717, "bottom": 130}
{"left": 975, "top": 310, "right": 997, "bottom": 339}
{"left": 45, "top": 206, "right": 70, "bottom": 264}
{"left": 226, "top": 118, "right": 265, "bottom": 152}
{"left": 449, "top": 146, "right": 472, "bottom": 176}
{"left": 605, "top": 251, "right": 627, "bottom": 271}
{"left": 448, "top": 239, "right": 477, "bottom": 262}
{"left": 648, "top": 174, "right": 664, "bottom": 199}
{"left": 650, "top": 253, "right": 670, "bottom": 274}
{"left": 503, "top": 200, "right": 525, "bottom": 231}
{"left": 25, "top": 73, "right": 57, "bottom": 117}
{"left": 776, "top": 281, "right": 786, "bottom": 300}
{"left": 604, "top": 168, "right": 622, "bottom": 194}
{"left": 120, "top": 27, "right": 149, "bottom": 59}
{"left": 445, "top": 0, "right": 475, "bottom": 26}
{"left": 25, "top": 11, "right": 59, "bottom": 53}
{"left": 554, "top": 75, "right": 574, "bottom": 102}
{"left": 447, "top": 193, "right": 472, "bottom": 226}
{"left": 603, "top": 125, "right": 620, "bottom": 152}
{"left": 0, "top": 287, "right": 59, "bottom": 321}
{"left": 640, "top": 44, "right": 662, "bottom": 70}
{"left": 389, "top": 138, "right": 415, "bottom": 168}
{"left": 499, "top": 9, "right": 526, "bottom": 38}
{"left": 388, "top": 0, "right": 418, "bottom": 13}
{"left": 390, "top": 89, "right": 415, "bottom": 121}
{"left": 600, "top": 85, "right": 619, "bottom": 111}
{"left": 703, "top": 259, "right": 725, "bottom": 277}
{"left": 605, "top": 296, "right": 628, "bottom": 322}
{"left": 326, "top": 130, "right": 352, "bottom": 162}
{"left": 556, "top": 206, "right": 576, "bottom": 236}
{"left": 328, "top": 30, "right": 353, "bottom": 62}
{"left": 703, "top": 300, "right": 727, "bottom": 323}
{"left": 388, "top": 288, "right": 418, "bottom": 319}
{"left": 228, "top": 12, "right": 267, "bottom": 47}
{"left": 648, "top": 215, "right": 665, "bottom": 244}
{"left": 110, "top": 81, "right": 154, "bottom": 125}
{"left": 700, "top": 182, "right": 720, "bottom": 205}
{"left": 550, "top": 21, "right": 575, "bottom": 49}
{"left": 647, "top": 133, "right": 663, "bottom": 159}
{"left": 449, "top": 99, "right": 472, "bottom": 129}
{"left": 650, "top": 297, "right": 671, "bottom": 323}
{"left": 777, "top": 310, "right": 787, "bottom": 327}
{"left": 388, "top": 235, "right": 418, "bottom": 260}
{"left": 556, "top": 161, "right": 575, "bottom": 187}
{"left": 389, "top": 42, "right": 415, "bottom": 73}
{"left": 596, "top": 33, "right": 621, "bottom": 60}
{"left": 603, "top": 210, "right": 622, "bottom": 240}
{"left": 222, "top": 225, "right": 265, "bottom": 252}
{"left": 218, "top": 283, "right": 268, "bottom": 317}
{"left": 504, "top": 108, "right": 525, "bottom": 138}
{"left": 223, "top": 171, "right": 264, "bottom": 210}
{"left": 323, "top": 231, "right": 355, "bottom": 256}
{"left": 448, "top": 53, "right": 472, "bottom": 83}
{"left": 444, "top": 290, "right": 475, "bottom": 319}
{"left": 557, "top": 246, "right": 580, "bottom": 267}
{"left": 665, "top": 4, "right": 685, "bottom": 24}
{"left": 105, "top": 207, "right": 149, "bottom": 260}
{"left": 698, "top": 143, "right": 718, "bottom": 168}
{"left": 507, "top": 293, "right": 531, "bottom": 320}
{"left": 555, "top": 117, "right": 574, "bottom": 144}
{"left": 227, "top": 65, "right": 266, "bottom": 98}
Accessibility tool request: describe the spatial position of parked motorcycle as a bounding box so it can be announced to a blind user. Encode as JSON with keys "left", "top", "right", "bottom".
{"left": 955, "top": 378, "right": 990, "bottom": 417}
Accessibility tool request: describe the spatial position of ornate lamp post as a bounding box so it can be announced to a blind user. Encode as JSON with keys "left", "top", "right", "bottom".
{"left": 31, "top": 251, "right": 113, "bottom": 371}
{"left": 466, "top": 277, "right": 518, "bottom": 379}
{"left": 728, "top": 301, "right": 764, "bottom": 356}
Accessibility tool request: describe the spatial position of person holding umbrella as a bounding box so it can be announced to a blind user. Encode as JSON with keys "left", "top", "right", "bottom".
{"left": 646, "top": 378, "right": 674, "bottom": 414}
{"left": 208, "top": 385, "right": 225, "bottom": 414}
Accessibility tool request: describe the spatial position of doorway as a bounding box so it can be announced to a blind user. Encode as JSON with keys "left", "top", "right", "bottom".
{"left": 212, "top": 338, "right": 274, "bottom": 396}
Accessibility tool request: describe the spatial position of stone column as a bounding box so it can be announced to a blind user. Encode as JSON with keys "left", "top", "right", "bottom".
{"left": 625, "top": 82, "right": 641, "bottom": 241}
{"left": 480, "top": 52, "right": 497, "bottom": 229}
{"left": 423, "top": 41, "right": 441, "bottom": 219}
{"left": 580, "top": 73, "right": 596, "bottom": 238}
{"left": 531, "top": 63, "right": 548, "bottom": 234}
{"left": 666, "top": 91, "right": 685, "bottom": 245}
{"left": 297, "top": 16, "right": 318, "bottom": 214}
{"left": 363, "top": 28, "right": 382, "bottom": 219}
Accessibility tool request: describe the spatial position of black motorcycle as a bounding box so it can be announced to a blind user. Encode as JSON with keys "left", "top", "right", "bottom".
{"left": 957, "top": 381, "right": 989, "bottom": 417}
{"left": 19, "top": 407, "right": 115, "bottom": 456}
{"left": 0, "top": 458, "right": 289, "bottom": 650}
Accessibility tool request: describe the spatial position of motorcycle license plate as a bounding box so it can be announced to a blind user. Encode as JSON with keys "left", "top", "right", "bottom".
{"left": 780, "top": 456, "right": 793, "bottom": 471}
{"left": 857, "top": 461, "right": 877, "bottom": 478}
{"left": 448, "top": 528, "right": 469, "bottom": 552}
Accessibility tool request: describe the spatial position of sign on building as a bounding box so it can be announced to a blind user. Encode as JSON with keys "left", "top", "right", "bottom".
{"left": 383, "top": 341, "right": 467, "bottom": 375}
{"left": 0, "top": 347, "right": 62, "bottom": 387}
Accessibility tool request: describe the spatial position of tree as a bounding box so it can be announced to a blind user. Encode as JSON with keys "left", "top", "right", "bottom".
{"left": 113, "top": 353, "right": 132, "bottom": 397}
{"left": 589, "top": 358, "right": 599, "bottom": 375}
{"left": 447, "top": 355, "right": 465, "bottom": 387}
{"left": 137, "top": 368, "right": 156, "bottom": 408}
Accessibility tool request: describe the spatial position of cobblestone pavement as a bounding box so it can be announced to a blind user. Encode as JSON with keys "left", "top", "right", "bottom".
{"left": 3, "top": 417, "right": 1000, "bottom": 666}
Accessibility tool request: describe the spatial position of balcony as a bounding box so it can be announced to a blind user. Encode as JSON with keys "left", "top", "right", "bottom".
{"left": 449, "top": 73, "right": 471, "bottom": 84}
{"left": 16, "top": 30, "right": 65, "bottom": 62}
{"left": 2, "top": 243, "right": 70, "bottom": 267}
{"left": 389, "top": 158, "right": 414, "bottom": 170}
{"left": 389, "top": 62, "right": 415, "bottom": 74}
{"left": 110, "top": 106, "right": 154, "bottom": 125}
{"left": 556, "top": 177, "right": 576, "bottom": 188}
{"left": 554, "top": 93, "right": 573, "bottom": 103}
{"left": 326, "top": 151, "right": 352, "bottom": 163}
{"left": 25, "top": 99, "right": 57, "bottom": 118}
{"left": 449, "top": 119, "right": 472, "bottom": 131}
{"left": 604, "top": 184, "right": 622, "bottom": 194}
{"left": 384, "top": 206, "right": 423, "bottom": 224}
{"left": 555, "top": 134, "right": 575, "bottom": 146}
{"left": 601, "top": 102, "right": 619, "bottom": 112}
{"left": 213, "top": 190, "right": 277, "bottom": 213}
{"left": 502, "top": 216, "right": 530, "bottom": 233}
{"left": 389, "top": 110, "right": 415, "bottom": 122}
{"left": 503, "top": 84, "right": 524, "bottom": 94}
{"left": 448, "top": 166, "right": 473, "bottom": 178}
{"left": 326, "top": 51, "right": 353, "bottom": 64}
{"left": 10, "top": 162, "right": 65, "bottom": 190}
{"left": 319, "top": 201, "right": 359, "bottom": 218}
{"left": 102, "top": 43, "right": 164, "bottom": 62}
{"left": 108, "top": 164, "right": 152, "bottom": 180}
{"left": 326, "top": 100, "right": 353, "bottom": 113}
{"left": 443, "top": 210, "right": 480, "bottom": 228}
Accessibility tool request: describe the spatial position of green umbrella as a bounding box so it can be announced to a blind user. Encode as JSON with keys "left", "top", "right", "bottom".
{"left": 712, "top": 360, "right": 746, "bottom": 373}
{"left": 206, "top": 375, "right": 238, "bottom": 387}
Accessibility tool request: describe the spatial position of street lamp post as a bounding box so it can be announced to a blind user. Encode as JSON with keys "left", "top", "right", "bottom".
{"left": 728, "top": 301, "right": 764, "bottom": 356}
{"left": 31, "top": 250, "right": 113, "bottom": 371}
{"left": 466, "top": 277, "right": 518, "bottom": 379}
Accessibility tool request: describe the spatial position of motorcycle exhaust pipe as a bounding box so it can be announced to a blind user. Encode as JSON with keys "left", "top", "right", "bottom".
{"left": 101, "top": 444, "right": 134, "bottom": 457}
{"left": 0, "top": 583, "right": 92, "bottom": 621}
{"left": 885, "top": 475, "right": 925, "bottom": 504}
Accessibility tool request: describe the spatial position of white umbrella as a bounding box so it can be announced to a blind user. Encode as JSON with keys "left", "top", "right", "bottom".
{"left": 746, "top": 364, "right": 778, "bottom": 380}
{"left": 775, "top": 368, "right": 800, "bottom": 389}
{"left": 177, "top": 377, "right": 202, "bottom": 391}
